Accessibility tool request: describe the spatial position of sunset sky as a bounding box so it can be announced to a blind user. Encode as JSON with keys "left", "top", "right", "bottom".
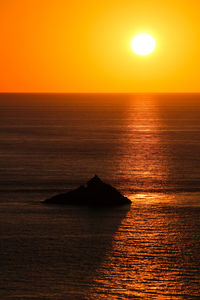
{"left": 1, "top": 0, "right": 200, "bottom": 93}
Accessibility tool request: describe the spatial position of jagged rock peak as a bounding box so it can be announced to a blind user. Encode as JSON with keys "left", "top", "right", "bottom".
{"left": 87, "top": 174, "right": 103, "bottom": 186}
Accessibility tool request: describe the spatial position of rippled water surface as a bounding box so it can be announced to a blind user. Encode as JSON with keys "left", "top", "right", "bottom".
{"left": 0, "top": 93, "right": 200, "bottom": 299}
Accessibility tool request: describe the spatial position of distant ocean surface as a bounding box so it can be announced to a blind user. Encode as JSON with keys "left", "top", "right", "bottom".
{"left": 0, "top": 93, "right": 200, "bottom": 299}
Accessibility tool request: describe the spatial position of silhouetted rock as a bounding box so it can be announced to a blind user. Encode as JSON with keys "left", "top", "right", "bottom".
{"left": 44, "top": 175, "right": 131, "bottom": 206}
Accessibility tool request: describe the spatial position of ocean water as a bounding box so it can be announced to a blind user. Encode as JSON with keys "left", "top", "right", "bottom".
{"left": 0, "top": 93, "right": 200, "bottom": 299}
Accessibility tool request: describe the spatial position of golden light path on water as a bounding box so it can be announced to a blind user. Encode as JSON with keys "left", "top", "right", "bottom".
{"left": 116, "top": 94, "right": 173, "bottom": 204}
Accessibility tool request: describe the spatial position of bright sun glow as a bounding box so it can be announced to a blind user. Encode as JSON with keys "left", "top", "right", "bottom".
{"left": 131, "top": 33, "right": 156, "bottom": 56}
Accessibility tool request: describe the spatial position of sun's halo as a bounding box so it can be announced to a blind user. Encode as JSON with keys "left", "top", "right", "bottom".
{"left": 131, "top": 33, "right": 156, "bottom": 56}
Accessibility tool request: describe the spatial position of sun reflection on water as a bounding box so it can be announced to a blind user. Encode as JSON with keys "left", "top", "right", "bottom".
{"left": 88, "top": 204, "right": 200, "bottom": 299}
{"left": 118, "top": 94, "right": 170, "bottom": 199}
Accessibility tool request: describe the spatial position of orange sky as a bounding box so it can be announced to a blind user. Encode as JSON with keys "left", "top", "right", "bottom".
{"left": 1, "top": 0, "right": 200, "bottom": 93}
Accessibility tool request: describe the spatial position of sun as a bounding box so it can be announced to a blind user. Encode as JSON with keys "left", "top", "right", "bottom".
{"left": 131, "top": 33, "right": 156, "bottom": 56}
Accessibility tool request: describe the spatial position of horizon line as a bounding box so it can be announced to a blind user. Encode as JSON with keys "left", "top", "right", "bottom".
{"left": 1, "top": 92, "right": 200, "bottom": 94}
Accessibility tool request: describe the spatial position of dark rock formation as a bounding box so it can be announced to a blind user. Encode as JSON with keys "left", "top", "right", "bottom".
{"left": 44, "top": 175, "right": 131, "bottom": 206}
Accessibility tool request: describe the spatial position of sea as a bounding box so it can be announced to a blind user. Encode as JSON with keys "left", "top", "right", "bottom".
{"left": 0, "top": 93, "right": 200, "bottom": 299}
